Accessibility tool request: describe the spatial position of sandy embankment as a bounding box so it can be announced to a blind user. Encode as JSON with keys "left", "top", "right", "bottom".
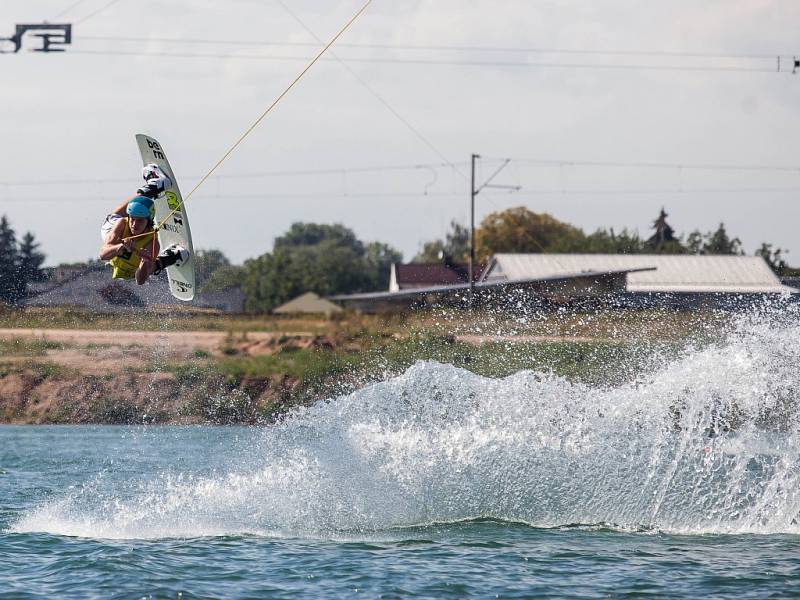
{"left": 0, "top": 326, "right": 620, "bottom": 424}
{"left": 1, "top": 327, "right": 617, "bottom": 376}
{"left": 0, "top": 328, "right": 318, "bottom": 424}
{"left": 0, "top": 328, "right": 312, "bottom": 375}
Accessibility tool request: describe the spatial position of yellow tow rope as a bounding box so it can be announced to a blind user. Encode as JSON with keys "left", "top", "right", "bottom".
{"left": 125, "top": 0, "right": 373, "bottom": 242}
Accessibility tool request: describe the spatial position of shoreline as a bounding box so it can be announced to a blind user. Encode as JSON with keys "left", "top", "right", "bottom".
{"left": 0, "top": 309, "right": 728, "bottom": 425}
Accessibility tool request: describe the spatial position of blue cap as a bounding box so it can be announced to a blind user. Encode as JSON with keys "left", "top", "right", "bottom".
{"left": 127, "top": 196, "right": 155, "bottom": 219}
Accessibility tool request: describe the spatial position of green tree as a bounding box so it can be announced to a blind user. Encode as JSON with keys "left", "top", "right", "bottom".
{"left": 203, "top": 265, "right": 246, "bottom": 291}
{"left": 685, "top": 230, "right": 705, "bottom": 254}
{"left": 645, "top": 208, "right": 686, "bottom": 254}
{"left": 275, "top": 222, "right": 364, "bottom": 255}
{"left": 704, "top": 222, "right": 743, "bottom": 255}
{"left": 441, "top": 220, "right": 470, "bottom": 262}
{"left": 18, "top": 232, "right": 46, "bottom": 284}
{"left": 414, "top": 239, "right": 445, "bottom": 263}
{"left": 244, "top": 244, "right": 370, "bottom": 312}
{"left": 581, "top": 228, "right": 646, "bottom": 254}
{"left": 194, "top": 248, "right": 231, "bottom": 290}
{"left": 685, "top": 223, "right": 743, "bottom": 255}
{"left": 242, "top": 223, "right": 401, "bottom": 312}
{"left": 755, "top": 243, "right": 791, "bottom": 275}
{"left": 242, "top": 252, "right": 280, "bottom": 312}
{"left": 414, "top": 220, "right": 470, "bottom": 263}
{"left": 365, "top": 241, "right": 402, "bottom": 290}
{"left": 0, "top": 216, "right": 23, "bottom": 303}
{"left": 475, "top": 207, "right": 585, "bottom": 261}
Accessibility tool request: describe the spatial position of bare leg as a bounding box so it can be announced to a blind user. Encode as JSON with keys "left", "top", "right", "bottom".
{"left": 135, "top": 253, "right": 158, "bottom": 285}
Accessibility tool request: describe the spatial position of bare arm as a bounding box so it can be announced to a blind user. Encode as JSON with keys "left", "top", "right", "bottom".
{"left": 99, "top": 218, "right": 131, "bottom": 261}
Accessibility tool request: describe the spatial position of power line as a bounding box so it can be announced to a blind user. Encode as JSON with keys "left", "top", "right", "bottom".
{"left": 4, "top": 154, "right": 797, "bottom": 188}
{"left": 0, "top": 162, "right": 466, "bottom": 187}
{"left": 275, "top": 0, "right": 465, "bottom": 179}
{"left": 0, "top": 161, "right": 463, "bottom": 187}
{"left": 3, "top": 187, "right": 799, "bottom": 203}
{"left": 480, "top": 156, "right": 800, "bottom": 173}
{"left": 482, "top": 187, "right": 800, "bottom": 196}
{"left": 119, "top": 0, "right": 375, "bottom": 244}
{"left": 53, "top": 0, "right": 89, "bottom": 20}
{"left": 79, "top": 35, "right": 790, "bottom": 61}
{"left": 0, "top": 191, "right": 467, "bottom": 202}
{"left": 67, "top": 49, "right": 783, "bottom": 73}
{"left": 74, "top": 0, "right": 125, "bottom": 25}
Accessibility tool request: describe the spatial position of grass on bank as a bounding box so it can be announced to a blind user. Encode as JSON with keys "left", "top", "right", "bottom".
{"left": 0, "top": 305, "right": 735, "bottom": 425}
{"left": 1, "top": 306, "right": 727, "bottom": 392}
{"left": 210, "top": 331, "right": 690, "bottom": 396}
{"left": 0, "top": 305, "right": 731, "bottom": 342}
{"left": 0, "top": 306, "right": 351, "bottom": 334}
{"left": 0, "top": 337, "right": 63, "bottom": 356}
{"left": 0, "top": 359, "right": 73, "bottom": 379}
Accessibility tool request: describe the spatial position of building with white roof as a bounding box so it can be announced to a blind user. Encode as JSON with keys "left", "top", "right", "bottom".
{"left": 481, "top": 254, "right": 796, "bottom": 295}
{"left": 329, "top": 253, "right": 795, "bottom": 313}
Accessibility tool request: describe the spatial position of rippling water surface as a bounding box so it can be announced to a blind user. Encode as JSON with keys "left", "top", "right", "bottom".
{"left": 2, "top": 309, "right": 800, "bottom": 598}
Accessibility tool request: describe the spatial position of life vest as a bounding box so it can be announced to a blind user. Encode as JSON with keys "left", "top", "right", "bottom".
{"left": 109, "top": 218, "right": 155, "bottom": 280}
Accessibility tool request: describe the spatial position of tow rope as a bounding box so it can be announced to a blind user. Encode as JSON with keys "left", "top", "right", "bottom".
{"left": 125, "top": 0, "right": 373, "bottom": 242}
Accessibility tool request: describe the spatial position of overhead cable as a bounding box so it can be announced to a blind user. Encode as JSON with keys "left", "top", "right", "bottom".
{"left": 274, "top": 0, "right": 465, "bottom": 179}
{"left": 68, "top": 49, "right": 783, "bottom": 73}
{"left": 78, "top": 35, "right": 789, "bottom": 61}
{"left": 3, "top": 156, "right": 798, "bottom": 188}
{"left": 0, "top": 161, "right": 463, "bottom": 187}
{"left": 74, "top": 0, "right": 125, "bottom": 25}
{"left": 4, "top": 187, "right": 800, "bottom": 203}
{"left": 52, "top": 0, "right": 89, "bottom": 19}
{"left": 122, "top": 0, "right": 374, "bottom": 242}
{"left": 480, "top": 156, "right": 800, "bottom": 173}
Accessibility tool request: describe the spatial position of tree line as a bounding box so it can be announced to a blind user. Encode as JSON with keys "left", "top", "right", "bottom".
{"left": 0, "top": 216, "right": 45, "bottom": 304}
{"left": 0, "top": 214, "right": 402, "bottom": 311}
{"left": 197, "top": 207, "right": 797, "bottom": 310}
{"left": 414, "top": 206, "right": 795, "bottom": 276}
{"left": 201, "top": 223, "right": 401, "bottom": 312}
{"left": 1, "top": 206, "right": 795, "bottom": 311}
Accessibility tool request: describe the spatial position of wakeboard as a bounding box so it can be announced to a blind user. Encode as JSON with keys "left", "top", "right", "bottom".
{"left": 135, "top": 134, "right": 195, "bottom": 301}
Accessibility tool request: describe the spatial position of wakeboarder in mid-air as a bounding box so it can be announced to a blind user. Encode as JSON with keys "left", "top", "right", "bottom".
{"left": 98, "top": 164, "right": 189, "bottom": 285}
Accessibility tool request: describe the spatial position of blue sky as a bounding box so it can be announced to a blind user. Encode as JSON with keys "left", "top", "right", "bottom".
{"left": 3, "top": 0, "right": 800, "bottom": 265}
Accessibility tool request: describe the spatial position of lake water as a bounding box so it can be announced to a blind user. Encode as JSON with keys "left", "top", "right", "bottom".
{"left": 2, "top": 309, "right": 799, "bottom": 598}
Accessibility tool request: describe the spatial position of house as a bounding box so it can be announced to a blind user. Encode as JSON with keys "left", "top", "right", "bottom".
{"left": 329, "top": 253, "right": 796, "bottom": 313}
{"left": 24, "top": 264, "right": 245, "bottom": 313}
{"left": 782, "top": 276, "right": 800, "bottom": 291}
{"left": 389, "top": 261, "right": 484, "bottom": 292}
{"left": 273, "top": 292, "right": 343, "bottom": 317}
{"left": 24, "top": 265, "right": 181, "bottom": 313}
{"left": 482, "top": 254, "right": 793, "bottom": 293}
{"left": 482, "top": 254, "right": 796, "bottom": 308}
{"left": 331, "top": 266, "right": 646, "bottom": 313}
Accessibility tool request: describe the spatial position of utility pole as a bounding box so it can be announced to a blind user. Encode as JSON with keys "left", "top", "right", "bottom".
{"left": 468, "top": 154, "right": 520, "bottom": 308}
{"left": 469, "top": 153, "right": 479, "bottom": 306}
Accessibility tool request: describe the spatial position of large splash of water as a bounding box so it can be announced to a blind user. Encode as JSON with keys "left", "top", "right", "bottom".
{"left": 13, "top": 305, "right": 800, "bottom": 539}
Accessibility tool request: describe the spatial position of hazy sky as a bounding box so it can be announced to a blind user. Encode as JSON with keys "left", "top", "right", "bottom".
{"left": 3, "top": 0, "right": 800, "bottom": 266}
